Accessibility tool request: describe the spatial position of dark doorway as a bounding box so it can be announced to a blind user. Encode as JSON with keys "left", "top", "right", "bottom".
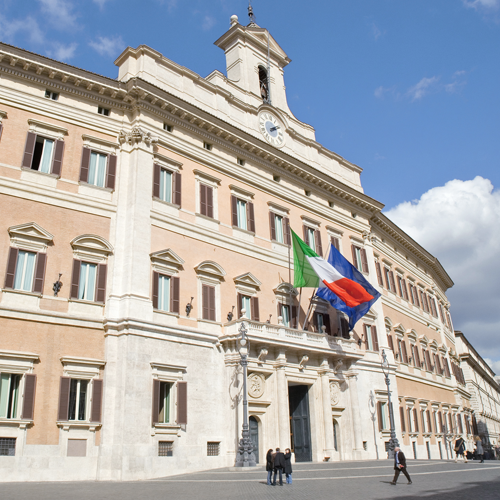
{"left": 249, "top": 416, "right": 259, "bottom": 463}
{"left": 289, "top": 385, "right": 312, "bottom": 462}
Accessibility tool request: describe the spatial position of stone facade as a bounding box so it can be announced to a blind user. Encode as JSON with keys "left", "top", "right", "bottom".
{"left": 0, "top": 16, "right": 497, "bottom": 481}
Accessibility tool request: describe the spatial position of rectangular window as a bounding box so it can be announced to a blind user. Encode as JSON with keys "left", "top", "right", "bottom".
{"left": 163, "top": 123, "right": 173, "bottom": 132}
{"left": 0, "top": 374, "right": 21, "bottom": 419}
{"left": 207, "top": 442, "right": 220, "bottom": 456}
{"left": 281, "top": 304, "right": 291, "bottom": 327}
{"left": 427, "top": 410, "right": 433, "bottom": 433}
{"left": 231, "top": 196, "right": 254, "bottom": 232}
{"left": 68, "top": 379, "right": 88, "bottom": 421}
{"left": 237, "top": 158, "right": 245, "bottom": 166}
{"left": 421, "top": 410, "right": 426, "bottom": 433}
{"left": 400, "top": 406, "right": 406, "bottom": 432}
{"left": 199, "top": 183, "right": 214, "bottom": 218}
{"left": 78, "top": 262, "right": 97, "bottom": 301}
{"left": 158, "top": 441, "right": 173, "bottom": 457}
{"left": 159, "top": 168, "right": 173, "bottom": 203}
{"left": 88, "top": 151, "right": 107, "bottom": 188}
{"left": 274, "top": 214, "right": 284, "bottom": 243}
{"left": 13, "top": 250, "right": 37, "bottom": 291}
{"left": 270, "top": 213, "right": 290, "bottom": 245}
{"left": 158, "top": 275, "right": 171, "bottom": 312}
{"left": 236, "top": 199, "right": 247, "bottom": 230}
{"left": 32, "top": 136, "right": 55, "bottom": 173}
{"left": 384, "top": 267, "right": 396, "bottom": 292}
{"left": 203, "top": 142, "right": 212, "bottom": 151}
{"left": 202, "top": 284, "right": 216, "bottom": 321}
{"left": 45, "top": 90, "right": 59, "bottom": 100}
{"left": 158, "top": 382, "right": 172, "bottom": 423}
{"left": 97, "top": 106, "right": 110, "bottom": 116}
{"left": 0, "top": 438, "right": 16, "bottom": 456}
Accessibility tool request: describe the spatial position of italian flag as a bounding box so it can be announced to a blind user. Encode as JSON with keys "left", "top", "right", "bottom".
{"left": 292, "top": 230, "right": 374, "bottom": 308}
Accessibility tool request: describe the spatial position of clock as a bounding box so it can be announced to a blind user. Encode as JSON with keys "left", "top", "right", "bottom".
{"left": 259, "top": 112, "right": 285, "bottom": 148}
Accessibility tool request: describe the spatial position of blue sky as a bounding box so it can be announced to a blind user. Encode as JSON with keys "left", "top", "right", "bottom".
{"left": 1, "top": 0, "right": 499, "bottom": 369}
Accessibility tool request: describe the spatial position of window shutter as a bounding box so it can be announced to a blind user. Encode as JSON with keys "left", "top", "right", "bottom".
{"left": 360, "top": 248, "right": 369, "bottom": 273}
{"left": 400, "top": 406, "right": 406, "bottom": 432}
{"left": 170, "top": 276, "right": 180, "bottom": 314}
{"left": 388, "top": 335, "right": 394, "bottom": 353}
{"left": 177, "top": 381, "right": 187, "bottom": 425}
{"left": 415, "top": 287, "right": 420, "bottom": 307}
{"left": 413, "top": 408, "right": 419, "bottom": 432}
{"left": 96, "top": 263, "right": 107, "bottom": 303}
{"left": 438, "top": 303, "right": 445, "bottom": 322}
{"left": 152, "top": 164, "right": 161, "bottom": 198}
{"left": 407, "top": 409, "right": 412, "bottom": 432}
{"left": 331, "top": 236, "right": 340, "bottom": 251}
{"left": 70, "top": 259, "right": 81, "bottom": 299}
{"left": 371, "top": 325, "right": 379, "bottom": 352}
{"left": 389, "top": 271, "right": 396, "bottom": 293}
{"left": 291, "top": 305, "right": 298, "bottom": 329}
{"left": 303, "top": 225, "right": 309, "bottom": 245}
{"left": 269, "top": 212, "right": 276, "bottom": 240}
{"left": 173, "top": 171, "right": 182, "bottom": 206}
{"left": 105, "top": 154, "right": 117, "bottom": 190}
{"left": 363, "top": 324, "right": 368, "bottom": 349}
{"left": 323, "top": 313, "right": 331, "bottom": 334}
{"left": 21, "top": 374, "right": 36, "bottom": 420}
{"left": 397, "top": 277, "right": 403, "bottom": 298}
{"left": 22, "top": 132, "right": 37, "bottom": 168}
{"left": 202, "top": 284, "right": 209, "bottom": 320}
{"left": 340, "top": 316, "right": 349, "bottom": 338}
{"left": 200, "top": 184, "right": 207, "bottom": 216}
{"left": 313, "top": 312, "right": 319, "bottom": 331}
{"left": 237, "top": 293, "right": 243, "bottom": 318}
{"left": 384, "top": 269, "right": 391, "bottom": 290}
{"left": 375, "top": 262, "right": 383, "bottom": 286}
{"left": 377, "top": 402, "right": 383, "bottom": 431}
{"left": 204, "top": 186, "right": 212, "bottom": 218}
{"left": 208, "top": 285, "right": 216, "bottom": 321}
{"left": 314, "top": 230, "right": 323, "bottom": 257}
{"left": 414, "top": 346, "right": 421, "bottom": 367}
{"left": 351, "top": 245, "right": 358, "bottom": 269}
{"left": 152, "top": 379, "right": 160, "bottom": 425}
{"left": 402, "top": 279, "right": 409, "bottom": 300}
{"left": 0, "top": 122, "right": 3, "bottom": 141}
{"left": 152, "top": 271, "right": 159, "bottom": 309}
{"left": 90, "top": 379, "right": 103, "bottom": 423}
{"left": 284, "top": 217, "right": 291, "bottom": 245}
{"left": 277, "top": 302, "right": 282, "bottom": 320}
{"left": 58, "top": 377, "right": 71, "bottom": 421}
{"left": 4, "top": 247, "right": 19, "bottom": 289}
{"left": 33, "top": 252, "right": 47, "bottom": 294}
{"left": 251, "top": 296, "right": 260, "bottom": 322}
{"left": 51, "top": 140, "right": 65, "bottom": 176}
{"left": 79, "top": 147, "right": 91, "bottom": 183}
{"left": 247, "top": 202, "right": 255, "bottom": 233}
{"left": 427, "top": 410, "right": 432, "bottom": 433}
{"left": 231, "top": 195, "right": 238, "bottom": 227}
{"left": 401, "top": 341, "right": 408, "bottom": 364}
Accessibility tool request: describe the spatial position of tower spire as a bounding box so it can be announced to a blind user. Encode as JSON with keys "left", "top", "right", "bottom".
{"left": 248, "top": 1, "right": 257, "bottom": 25}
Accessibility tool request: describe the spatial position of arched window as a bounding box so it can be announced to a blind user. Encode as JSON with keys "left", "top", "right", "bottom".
{"left": 258, "top": 66, "right": 269, "bottom": 102}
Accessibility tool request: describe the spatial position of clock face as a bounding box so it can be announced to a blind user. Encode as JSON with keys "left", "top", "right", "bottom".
{"left": 259, "top": 112, "right": 285, "bottom": 148}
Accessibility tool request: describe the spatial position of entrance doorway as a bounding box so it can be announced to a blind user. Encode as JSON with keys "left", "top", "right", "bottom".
{"left": 249, "top": 416, "right": 259, "bottom": 463}
{"left": 289, "top": 385, "right": 312, "bottom": 462}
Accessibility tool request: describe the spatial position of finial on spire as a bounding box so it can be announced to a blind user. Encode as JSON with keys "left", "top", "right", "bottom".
{"left": 248, "top": 1, "right": 257, "bottom": 25}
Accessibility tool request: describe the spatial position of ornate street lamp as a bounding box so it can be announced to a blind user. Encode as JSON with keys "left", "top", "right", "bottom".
{"left": 235, "top": 321, "right": 257, "bottom": 467}
{"left": 381, "top": 349, "right": 399, "bottom": 458}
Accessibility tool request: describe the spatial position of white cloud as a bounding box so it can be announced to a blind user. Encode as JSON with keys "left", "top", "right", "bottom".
{"left": 0, "top": 14, "right": 45, "bottom": 45}
{"left": 93, "top": 0, "right": 110, "bottom": 8}
{"left": 407, "top": 76, "right": 440, "bottom": 101}
{"left": 485, "top": 358, "right": 500, "bottom": 375}
{"left": 374, "top": 85, "right": 397, "bottom": 99}
{"left": 37, "top": 0, "right": 78, "bottom": 28}
{"left": 370, "top": 22, "right": 384, "bottom": 41}
{"left": 89, "top": 35, "right": 125, "bottom": 57}
{"left": 463, "top": 0, "right": 499, "bottom": 10}
{"left": 202, "top": 15, "right": 216, "bottom": 31}
{"left": 49, "top": 42, "right": 77, "bottom": 61}
{"left": 385, "top": 177, "right": 500, "bottom": 363}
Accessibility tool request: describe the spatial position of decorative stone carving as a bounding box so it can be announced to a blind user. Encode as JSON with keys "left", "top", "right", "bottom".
{"left": 119, "top": 127, "right": 157, "bottom": 146}
{"left": 330, "top": 381, "right": 341, "bottom": 406}
{"left": 248, "top": 372, "right": 265, "bottom": 398}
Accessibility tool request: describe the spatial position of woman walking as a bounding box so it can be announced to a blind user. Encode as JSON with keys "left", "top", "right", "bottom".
{"left": 475, "top": 436, "right": 484, "bottom": 463}
{"left": 284, "top": 448, "right": 293, "bottom": 484}
{"left": 266, "top": 449, "right": 274, "bottom": 485}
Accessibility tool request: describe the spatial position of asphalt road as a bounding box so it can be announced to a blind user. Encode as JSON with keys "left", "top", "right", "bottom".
{"left": 2, "top": 459, "right": 500, "bottom": 500}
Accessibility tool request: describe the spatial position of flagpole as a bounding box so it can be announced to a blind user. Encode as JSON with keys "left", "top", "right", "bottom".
{"left": 288, "top": 238, "right": 293, "bottom": 327}
{"left": 302, "top": 288, "right": 317, "bottom": 330}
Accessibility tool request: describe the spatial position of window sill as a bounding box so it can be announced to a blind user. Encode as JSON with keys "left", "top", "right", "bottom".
{"left": 78, "top": 183, "right": 113, "bottom": 202}
{"left": 153, "top": 308, "right": 179, "bottom": 318}
{"left": 231, "top": 226, "right": 255, "bottom": 236}
{"left": 78, "top": 182, "right": 113, "bottom": 192}
{"left": 1, "top": 288, "right": 41, "bottom": 298}
{"left": 153, "top": 423, "right": 181, "bottom": 436}
{"left": 152, "top": 197, "right": 180, "bottom": 210}
{"left": 198, "top": 319, "right": 222, "bottom": 326}
{"left": 21, "top": 167, "right": 60, "bottom": 179}
{"left": 196, "top": 213, "right": 220, "bottom": 224}
{"left": 68, "top": 298, "right": 104, "bottom": 306}
{"left": 0, "top": 418, "right": 33, "bottom": 429}
{"left": 57, "top": 421, "right": 101, "bottom": 431}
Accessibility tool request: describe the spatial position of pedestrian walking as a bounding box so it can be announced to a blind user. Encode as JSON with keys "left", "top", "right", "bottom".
{"left": 454, "top": 437, "right": 468, "bottom": 463}
{"left": 390, "top": 446, "right": 412, "bottom": 485}
{"left": 272, "top": 447, "right": 286, "bottom": 486}
{"left": 266, "top": 449, "right": 274, "bottom": 485}
{"left": 475, "top": 436, "right": 484, "bottom": 463}
{"left": 284, "top": 448, "right": 293, "bottom": 484}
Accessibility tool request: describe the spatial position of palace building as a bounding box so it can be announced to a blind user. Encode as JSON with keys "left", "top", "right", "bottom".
{"left": 0, "top": 15, "right": 497, "bottom": 481}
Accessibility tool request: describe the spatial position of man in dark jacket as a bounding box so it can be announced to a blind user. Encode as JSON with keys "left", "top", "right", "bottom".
{"left": 454, "top": 437, "right": 467, "bottom": 463}
{"left": 390, "top": 447, "right": 412, "bottom": 485}
{"left": 273, "top": 448, "right": 286, "bottom": 486}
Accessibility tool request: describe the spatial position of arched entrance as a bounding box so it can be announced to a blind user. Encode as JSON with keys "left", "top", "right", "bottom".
{"left": 249, "top": 416, "right": 259, "bottom": 463}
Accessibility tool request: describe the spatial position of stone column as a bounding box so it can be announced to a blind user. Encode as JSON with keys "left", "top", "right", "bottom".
{"left": 345, "top": 370, "right": 364, "bottom": 457}
{"left": 276, "top": 349, "right": 290, "bottom": 449}
{"left": 319, "top": 359, "right": 335, "bottom": 459}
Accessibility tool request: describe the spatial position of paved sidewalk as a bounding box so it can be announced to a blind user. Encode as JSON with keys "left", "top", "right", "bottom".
{"left": 2, "top": 459, "right": 500, "bottom": 500}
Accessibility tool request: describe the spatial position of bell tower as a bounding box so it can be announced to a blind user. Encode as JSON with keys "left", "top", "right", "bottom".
{"left": 214, "top": 11, "right": 292, "bottom": 114}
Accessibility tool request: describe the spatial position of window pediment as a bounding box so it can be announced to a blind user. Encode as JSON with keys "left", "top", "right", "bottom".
{"left": 384, "top": 317, "right": 393, "bottom": 330}
{"left": 234, "top": 272, "right": 261, "bottom": 292}
{"left": 195, "top": 260, "right": 226, "bottom": 280}
{"left": 153, "top": 152, "right": 183, "bottom": 171}
{"left": 407, "top": 329, "right": 418, "bottom": 342}
{"left": 419, "top": 335, "right": 429, "bottom": 347}
{"left": 9, "top": 222, "right": 54, "bottom": 252}
{"left": 151, "top": 249, "right": 184, "bottom": 273}
{"left": 273, "top": 282, "right": 298, "bottom": 298}
{"left": 429, "top": 339, "right": 439, "bottom": 352}
{"left": 393, "top": 323, "right": 405, "bottom": 338}
{"left": 60, "top": 356, "right": 105, "bottom": 379}
{"left": 28, "top": 118, "right": 68, "bottom": 140}
{"left": 82, "top": 134, "right": 119, "bottom": 155}
{"left": 438, "top": 343, "right": 448, "bottom": 355}
{"left": 71, "top": 234, "right": 113, "bottom": 263}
